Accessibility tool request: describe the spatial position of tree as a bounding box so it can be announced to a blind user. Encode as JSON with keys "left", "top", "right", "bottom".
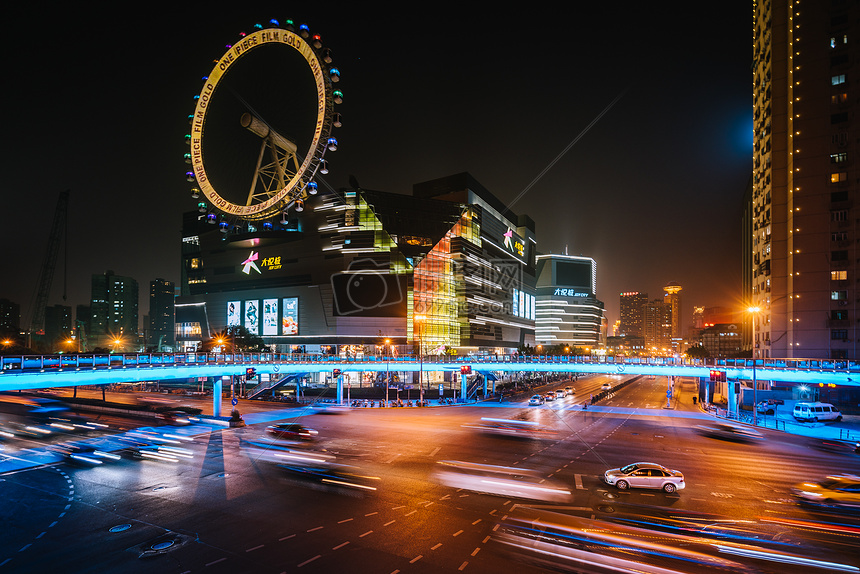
{"left": 201, "top": 325, "right": 271, "bottom": 353}
{"left": 685, "top": 344, "right": 710, "bottom": 359}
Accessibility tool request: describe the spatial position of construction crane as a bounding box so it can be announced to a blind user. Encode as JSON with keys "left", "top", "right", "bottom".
{"left": 28, "top": 190, "right": 69, "bottom": 344}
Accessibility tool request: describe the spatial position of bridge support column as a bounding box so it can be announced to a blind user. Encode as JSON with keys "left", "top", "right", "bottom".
{"left": 460, "top": 372, "right": 467, "bottom": 402}
{"left": 482, "top": 376, "right": 488, "bottom": 397}
{"left": 213, "top": 377, "right": 223, "bottom": 417}
{"left": 336, "top": 375, "right": 343, "bottom": 404}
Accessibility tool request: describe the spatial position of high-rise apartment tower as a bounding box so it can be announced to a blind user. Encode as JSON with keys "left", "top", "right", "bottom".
{"left": 752, "top": 0, "right": 859, "bottom": 358}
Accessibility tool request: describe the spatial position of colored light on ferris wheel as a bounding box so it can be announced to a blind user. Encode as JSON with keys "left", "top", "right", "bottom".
{"left": 299, "top": 24, "right": 310, "bottom": 38}
{"left": 197, "top": 202, "right": 207, "bottom": 213}
{"left": 262, "top": 222, "right": 273, "bottom": 231}
{"left": 329, "top": 68, "right": 340, "bottom": 82}
{"left": 206, "top": 213, "right": 217, "bottom": 224}
{"left": 307, "top": 181, "right": 318, "bottom": 195}
{"left": 327, "top": 138, "right": 338, "bottom": 151}
{"left": 186, "top": 171, "right": 196, "bottom": 182}
{"left": 333, "top": 90, "right": 343, "bottom": 104}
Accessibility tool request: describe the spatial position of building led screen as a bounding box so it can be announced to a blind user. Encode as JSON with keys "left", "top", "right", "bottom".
{"left": 282, "top": 297, "right": 298, "bottom": 335}
{"left": 244, "top": 299, "right": 259, "bottom": 334}
{"left": 555, "top": 261, "right": 592, "bottom": 292}
{"left": 263, "top": 299, "right": 278, "bottom": 336}
{"left": 227, "top": 301, "right": 241, "bottom": 326}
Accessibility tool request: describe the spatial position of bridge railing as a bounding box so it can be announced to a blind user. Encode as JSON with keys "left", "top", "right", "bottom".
{"left": 3, "top": 352, "right": 860, "bottom": 374}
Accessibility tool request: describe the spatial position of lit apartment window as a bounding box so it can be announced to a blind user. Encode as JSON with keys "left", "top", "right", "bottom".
{"left": 832, "top": 92, "right": 849, "bottom": 104}
{"left": 831, "top": 153, "right": 848, "bottom": 164}
{"left": 831, "top": 172, "right": 847, "bottom": 183}
{"left": 832, "top": 270, "right": 848, "bottom": 281}
{"left": 831, "top": 74, "right": 846, "bottom": 85}
{"left": 831, "top": 290, "right": 848, "bottom": 300}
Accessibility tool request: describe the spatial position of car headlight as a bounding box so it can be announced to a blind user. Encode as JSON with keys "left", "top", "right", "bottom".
{"left": 798, "top": 490, "right": 823, "bottom": 498}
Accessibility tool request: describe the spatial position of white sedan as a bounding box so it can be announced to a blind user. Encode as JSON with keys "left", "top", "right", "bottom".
{"left": 604, "top": 462, "right": 685, "bottom": 493}
{"left": 528, "top": 395, "right": 545, "bottom": 406}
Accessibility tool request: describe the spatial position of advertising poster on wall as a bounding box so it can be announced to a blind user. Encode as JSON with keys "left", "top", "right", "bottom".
{"left": 245, "top": 300, "right": 259, "bottom": 334}
{"left": 282, "top": 297, "right": 298, "bottom": 335}
{"left": 263, "top": 299, "right": 278, "bottom": 336}
{"left": 227, "top": 301, "right": 241, "bottom": 326}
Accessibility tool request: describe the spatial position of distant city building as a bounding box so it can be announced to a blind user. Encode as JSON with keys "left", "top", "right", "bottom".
{"left": 619, "top": 292, "right": 647, "bottom": 337}
{"left": 663, "top": 282, "right": 683, "bottom": 339}
{"left": 0, "top": 299, "right": 20, "bottom": 332}
{"left": 44, "top": 304, "right": 72, "bottom": 349}
{"left": 90, "top": 270, "right": 139, "bottom": 351}
{"left": 752, "top": 0, "right": 860, "bottom": 358}
{"left": 700, "top": 323, "right": 743, "bottom": 358}
{"left": 148, "top": 278, "right": 175, "bottom": 350}
{"left": 534, "top": 254, "right": 604, "bottom": 348}
{"left": 642, "top": 298, "right": 672, "bottom": 352}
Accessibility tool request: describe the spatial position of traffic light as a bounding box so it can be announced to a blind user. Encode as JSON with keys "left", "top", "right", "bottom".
{"left": 460, "top": 365, "right": 472, "bottom": 375}
{"left": 246, "top": 367, "right": 256, "bottom": 379}
{"left": 719, "top": 371, "right": 727, "bottom": 382}
{"left": 709, "top": 370, "right": 726, "bottom": 382}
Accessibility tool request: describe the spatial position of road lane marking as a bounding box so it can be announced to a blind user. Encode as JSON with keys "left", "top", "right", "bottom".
{"left": 429, "top": 446, "right": 441, "bottom": 456}
{"left": 384, "top": 520, "right": 396, "bottom": 526}
{"left": 404, "top": 510, "right": 416, "bottom": 516}
{"left": 205, "top": 558, "right": 227, "bottom": 567}
{"left": 360, "top": 531, "right": 373, "bottom": 537}
{"left": 246, "top": 545, "right": 264, "bottom": 552}
{"left": 365, "top": 512, "right": 378, "bottom": 517}
{"left": 333, "top": 541, "right": 350, "bottom": 550}
{"left": 453, "top": 530, "right": 463, "bottom": 537}
{"left": 385, "top": 453, "right": 401, "bottom": 464}
{"left": 432, "top": 543, "right": 442, "bottom": 550}
{"left": 307, "top": 526, "right": 324, "bottom": 532}
{"left": 472, "top": 519, "right": 481, "bottom": 525}
{"left": 410, "top": 555, "right": 423, "bottom": 563}
{"left": 297, "top": 555, "right": 321, "bottom": 568}
{"left": 279, "top": 534, "right": 296, "bottom": 541}
{"left": 575, "top": 474, "right": 586, "bottom": 489}
{"left": 471, "top": 548, "right": 481, "bottom": 556}
{"left": 458, "top": 561, "right": 469, "bottom": 570}
{"left": 338, "top": 518, "right": 353, "bottom": 523}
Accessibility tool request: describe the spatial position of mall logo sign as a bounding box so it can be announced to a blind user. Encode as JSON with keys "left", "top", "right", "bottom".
{"left": 242, "top": 251, "right": 261, "bottom": 275}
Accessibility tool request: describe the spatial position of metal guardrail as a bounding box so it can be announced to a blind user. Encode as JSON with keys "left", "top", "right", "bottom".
{"left": 3, "top": 352, "right": 860, "bottom": 374}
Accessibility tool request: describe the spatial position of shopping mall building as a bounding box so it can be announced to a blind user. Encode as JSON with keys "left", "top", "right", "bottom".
{"left": 175, "top": 173, "right": 540, "bottom": 357}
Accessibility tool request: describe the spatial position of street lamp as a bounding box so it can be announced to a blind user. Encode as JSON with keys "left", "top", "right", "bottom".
{"left": 747, "top": 306, "right": 761, "bottom": 426}
{"left": 385, "top": 338, "right": 391, "bottom": 407}
{"left": 415, "top": 314, "right": 427, "bottom": 406}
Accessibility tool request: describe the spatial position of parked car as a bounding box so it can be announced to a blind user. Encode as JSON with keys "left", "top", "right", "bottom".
{"left": 791, "top": 474, "right": 860, "bottom": 510}
{"left": 756, "top": 399, "right": 783, "bottom": 415}
{"left": 793, "top": 402, "right": 842, "bottom": 422}
{"left": 528, "top": 395, "right": 545, "bottom": 406}
{"left": 604, "top": 462, "right": 685, "bottom": 493}
{"left": 267, "top": 423, "right": 318, "bottom": 440}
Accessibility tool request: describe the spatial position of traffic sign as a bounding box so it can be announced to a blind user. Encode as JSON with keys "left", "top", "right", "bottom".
{"left": 231, "top": 397, "right": 238, "bottom": 406}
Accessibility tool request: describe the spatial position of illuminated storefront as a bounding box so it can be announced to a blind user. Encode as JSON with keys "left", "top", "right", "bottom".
{"left": 535, "top": 254, "right": 605, "bottom": 348}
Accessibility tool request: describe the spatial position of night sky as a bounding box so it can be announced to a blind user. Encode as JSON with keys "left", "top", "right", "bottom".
{"left": 2, "top": 4, "right": 751, "bottom": 331}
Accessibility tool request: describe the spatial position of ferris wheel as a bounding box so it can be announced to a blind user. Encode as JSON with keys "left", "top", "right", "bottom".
{"left": 185, "top": 19, "right": 343, "bottom": 227}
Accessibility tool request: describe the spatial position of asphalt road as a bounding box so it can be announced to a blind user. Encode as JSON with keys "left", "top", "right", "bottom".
{"left": 1, "top": 375, "right": 859, "bottom": 573}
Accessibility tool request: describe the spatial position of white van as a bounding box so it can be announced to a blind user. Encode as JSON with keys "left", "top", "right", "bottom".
{"left": 793, "top": 402, "right": 842, "bottom": 422}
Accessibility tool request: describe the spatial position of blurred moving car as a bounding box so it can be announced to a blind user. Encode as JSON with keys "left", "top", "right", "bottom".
{"left": 279, "top": 462, "right": 380, "bottom": 496}
{"left": 544, "top": 393, "right": 555, "bottom": 402}
{"left": 604, "top": 462, "right": 685, "bottom": 493}
{"left": 528, "top": 395, "right": 544, "bottom": 406}
{"left": 464, "top": 417, "right": 556, "bottom": 440}
{"left": 601, "top": 382, "right": 612, "bottom": 391}
{"left": 564, "top": 386, "right": 574, "bottom": 396}
{"left": 694, "top": 422, "right": 764, "bottom": 442}
{"left": 555, "top": 389, "right": 566, "bottom": 399}
{"left": 811, "top": 438, "right": 860, "bottom": 455}
{"left": 434, "top": 460, "right": 571, "bottom": 502}
{"left": 792, "top": 474, "right": 860, "bottom": 510}
{"left": 60, "top": 443, "right": 122, "bottom": 466}
{"left": 491, "top": 506, "right": 854, "bottom": 574}
{"left": 267, "top": 423, "right": 318, "bottom": 440}
{"left": 310, "top": 402, "right": 349, "bottom": 414}
{"left": 158, "top": 410, "right": 193, "bottom": 425}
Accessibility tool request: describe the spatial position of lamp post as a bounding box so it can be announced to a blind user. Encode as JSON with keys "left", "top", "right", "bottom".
{"left": 385, "top": 338, "right": 391, "bottom": 407}
{"left": 415, "top": 314, "right": 426, "bottom": 406}
{"left": 747, "top": 306, "right": 761, "bottom": 426}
